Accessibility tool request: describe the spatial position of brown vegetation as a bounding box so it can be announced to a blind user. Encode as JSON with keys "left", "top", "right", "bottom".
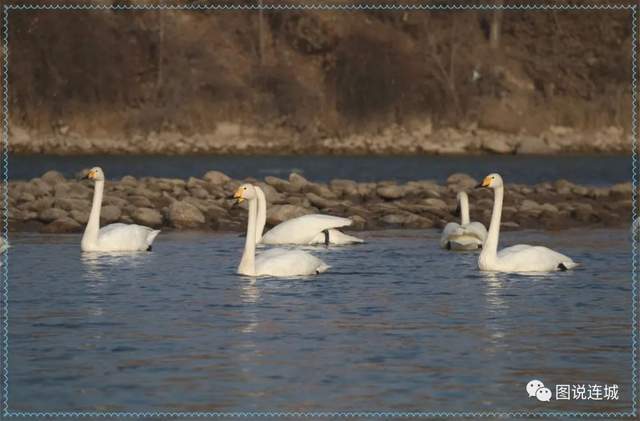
{"left": 4, "top": 1, "right": 635, "bottom": 154}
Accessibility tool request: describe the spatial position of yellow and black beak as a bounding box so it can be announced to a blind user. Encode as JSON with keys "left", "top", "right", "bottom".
{"left": 82, "top": 170, "right": 96, "bottom": 180}
{"left": 475, "top": 176, "right": 492, "bottom": 189}
{"left": 233, "top": 188, "right": 244, "bottom": 204}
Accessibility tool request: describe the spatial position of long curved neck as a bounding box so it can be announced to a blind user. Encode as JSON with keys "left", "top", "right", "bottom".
{"left": 82, "top": 180, "right": 104, "bottom": 245}
{"left": 459, "top": 192, "right": 470, "bottom": 225}
{"left": 480, "top": 186, "right": 503, "bottom": 261}
{"left": 238, "top": 197, "right": 257, "bottom": 276}
{"left": 255, "top": 186, "right": 267, "bottom": 243}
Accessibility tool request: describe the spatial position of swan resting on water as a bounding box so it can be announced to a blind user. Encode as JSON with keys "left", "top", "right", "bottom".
{"left": 440, "top": 191, "right": 487, "bottom": 250}
{"left": 253, "top": 185, "right": 363, "bottom": 246}
{"left": 476, "top": 173, "right": 577, "bottom": 273}
{"left": 234, "top": 184, "right": 329, "bottom": 277}
{"left": 81, "top": 167, "right": 160, "bottom": 252}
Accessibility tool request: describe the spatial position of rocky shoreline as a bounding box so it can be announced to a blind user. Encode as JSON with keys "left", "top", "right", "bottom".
{"left": 7, "top": 170, "right": 633, "bottom": 234}
{"left": 9, "top": 124, "right": 631, "bottom": 156}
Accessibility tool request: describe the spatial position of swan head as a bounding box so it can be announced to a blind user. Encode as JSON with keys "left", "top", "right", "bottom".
{"left": 83, "top": 167, "right": 105, "bottom": 181}
{"left": 477, "top": 173, "right": 503, "bottom": 189}
{"left": 233, "top": 183, "right": 258, "bottom": 204}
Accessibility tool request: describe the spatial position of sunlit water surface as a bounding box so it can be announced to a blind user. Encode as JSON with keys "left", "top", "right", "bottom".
{"left": 7, "top": 229, "right": 633, "bottom": 413}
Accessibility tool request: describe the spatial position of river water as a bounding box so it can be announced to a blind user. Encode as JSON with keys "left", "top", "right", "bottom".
{"left": 8, "top": 154, "right": 631, "bottom": 186}
{"left": 6, "top": 228, "right": 634, "bottom": 413}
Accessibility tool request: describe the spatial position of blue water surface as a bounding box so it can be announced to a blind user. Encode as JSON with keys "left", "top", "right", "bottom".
{"left": 7, "top": 228, "right": 633, "bottom": 413}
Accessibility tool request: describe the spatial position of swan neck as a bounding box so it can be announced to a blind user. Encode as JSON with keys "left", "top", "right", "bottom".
{"left": 482, "top": 186, "right": 503, "bottom": 259}
{"left": 83, "top": 180, "right": 103, "bottom": 246}
{"left": 255, "top": 187, "right": 267, "bottom": 243}
{"left": 460, "top": 192, "right": 470, "bottom": 225}
{"left": 238, "top": 197, "right": 257, "bottom": 276}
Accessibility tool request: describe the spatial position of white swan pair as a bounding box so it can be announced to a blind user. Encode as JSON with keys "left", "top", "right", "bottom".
{"left": 234, "top": 184, "right": 329, "bottom": 277}
{"left": 440, "top": 191, "right": 487, "bottom": 250}
{"left": 252, "top": 185, "right": 363, "bottom": 246}
{"left": 476, "top": 173, "right": 577, "bottom": 273}
{"left": 81, "top": 167, "right": 160, "bottom": 252}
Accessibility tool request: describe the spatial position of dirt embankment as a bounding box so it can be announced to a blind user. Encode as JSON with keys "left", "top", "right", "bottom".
{"left": 5, "top": 1, "right": 635, "bottom": 155}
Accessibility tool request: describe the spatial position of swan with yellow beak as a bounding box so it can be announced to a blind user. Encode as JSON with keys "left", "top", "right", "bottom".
{"left": 476, "top": 173, "right": 577, "bottom": 272}
{"left": 233, "top": 184, "right": 329, "bottom": 277}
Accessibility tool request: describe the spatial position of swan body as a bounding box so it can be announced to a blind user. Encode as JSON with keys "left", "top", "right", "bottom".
{"left": 254, "top": 186, "right": 363, "bottom": 245}
{"left": 254, "top": 248, "right": 329, "bottom": 277}
{"left": 440, "top": 191, "right": 487, "bottom": 250}
{"left": 235, "top": 184, "right": 329, "bottom": 277}
{"left": 81, "top": 167, "right": 160, "bottom": 252}
{"left": 477, "top": 173, "right": 576, "bottom": 273}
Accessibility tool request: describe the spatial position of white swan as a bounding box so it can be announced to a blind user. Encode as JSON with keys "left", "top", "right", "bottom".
{"left": 234, "top": 184, "right": 329, "bottom": 277}
{"left": 0, "top": 237, "right": 8, "bottom": 254}
{"left": 253, "top": 185, "right": 363, "bottom": 246}
{"left": 440, "top": 191, "right": 487, "bottom": 250}
{"left": 476, "top": 173, "right": 577, "bottom": 273}
{"left": 81, "top": 167, "right": 160, "bottom": 252}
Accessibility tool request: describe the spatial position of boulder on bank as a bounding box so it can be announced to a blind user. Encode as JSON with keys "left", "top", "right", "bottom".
{"left": 132, "top": 207, "right": 164, "bottom": 227}
{"left": 168, "top": 201, "right": 206, "bottom": 228}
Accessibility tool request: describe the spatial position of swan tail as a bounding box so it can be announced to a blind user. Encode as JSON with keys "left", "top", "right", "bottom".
{"left": 316, "top": 262, "right": 331, "bottom": 274}
{"left": 558, "top": 260, "right": 578, "bottom": 271}
{"left": 146, "top": 229, "right": 161, "bottom": 247}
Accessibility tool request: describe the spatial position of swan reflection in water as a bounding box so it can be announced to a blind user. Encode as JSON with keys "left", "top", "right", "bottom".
{"left": 81, "top": 251, "right": 152, "bottom": 317}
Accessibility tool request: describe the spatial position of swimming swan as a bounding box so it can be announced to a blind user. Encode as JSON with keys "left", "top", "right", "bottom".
{"left": 476, "top": 173, "right": 577, "bottom": 273}
{"left": 253, "top": 185, "right": 363, "bottom": 246}
{"left": 81, "top": 167, "right": 160, "bottom": 252}
{"left": 440, "top": 191, "right": 487, "bottom": 250}
{"left": 234, "top": 184, "right": 329, "bottom": 277}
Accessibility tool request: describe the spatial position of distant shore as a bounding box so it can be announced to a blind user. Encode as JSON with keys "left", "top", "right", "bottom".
{"left": 8, "top": 124, "right": 631, "bottom": 156}
{"left": 8, "top": 169, "right": 632, "bottom": 234}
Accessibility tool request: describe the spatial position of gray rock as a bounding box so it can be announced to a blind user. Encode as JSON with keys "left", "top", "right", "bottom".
{"left": 168, "top": 201, "right": 206, "bottom": 228}
{"left": 55, "top": 198, "right": 88, "bottom": 212}
{"left": 422, "top": 198, "right": 448, "bottom": 211}
{"left": 377, "top": 185, "right": 406, "bottom": 200}
{"left": 41, "top": 170, "right": 65, "bottom": 186}
{"left": 100, "top": 205, "right": 122, "bottom": 224}
{"left": 120, "top": 175, "right": 138, "bottom": 186}
{"left": 128, "top": 195, "right": 153, "bottom": 208}
{"left": 289, "top": 173, "right": 310, "bottom": 190}
{"left": 67, "top": 183, "right": 92, "bottom": 199}
{"left": 70, "top": 209, "right": 89, "bottom": 225}
{"left": 306, "top": 192, "right": 338, "bottom": 209}
{"left": 203, "top": 170, "right": 231, "bottom": 185}
{"left": 330, "top": 179, "right": 358, "bottom": 197}
{"left": 267, "top": 204, "right": 311, "bottom": 225}
{"left": 571, "top": 186, "right": 589, "bottom": 196}
{"left": 306, "top": 183, "right": 337, "bottom": 199}
{"left": 446, "top": 173, "right": 478, "bottom": 191}
{"left": 19, "top": 192, "right": 36, "bottom": 203}
{"left": 26, "top": 197, "right": 55, "bottom": 213}
{"left": 28, "top": 179, "right": 53, "bottom": 196}
{"left": 265, "top": 176, "right": 296, "bottom": 193}
{"left": 254, "top": 182, "right": 283, "bottom": 203}
{"left": 39, "top": 208, "right": 68, "bottom": 223}
{"left": 41, "top": 217, "right": 81, "bottom": 233}
{"left": 190, "top": 187, "right": 209, "bottom": 200}
{"left": 611, "top": 182, "right": 632, "bottom": 195}
{"left": 132, "top": 207, "right": 163, "bottom": 227}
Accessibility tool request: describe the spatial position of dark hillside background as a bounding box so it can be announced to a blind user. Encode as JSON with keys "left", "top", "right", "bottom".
{"left": 2, "top": 0, "right": 635, "bottom": 154}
